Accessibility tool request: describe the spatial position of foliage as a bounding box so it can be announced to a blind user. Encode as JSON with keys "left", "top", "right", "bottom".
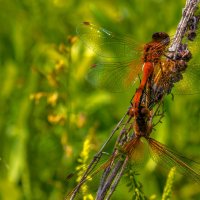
{"left": 162, "top": 167, "right": 176, "bottom": 200}
{"left": 75, "top": 131, "right": 94, "bottom": 199}
{"left": 0, "top": 0, "right": 199, "bottom": 200}
{"left": 125, "top": 164, "right": 148, "bottom": 200}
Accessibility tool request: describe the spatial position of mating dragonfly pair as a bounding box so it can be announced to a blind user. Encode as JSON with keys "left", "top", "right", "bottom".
{"left": 68, "top": 22, "right": 200, "bottom": 199}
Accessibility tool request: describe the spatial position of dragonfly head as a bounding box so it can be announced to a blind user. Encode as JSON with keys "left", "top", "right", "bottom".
{"left": 152, "top": 32, "right": 170, "bottom": 45}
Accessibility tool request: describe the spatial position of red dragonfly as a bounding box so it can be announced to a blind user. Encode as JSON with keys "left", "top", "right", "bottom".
{"left": 68, "top": 22, "right": 200, "bottom": 199}
{"left": 77, "top": 22, "right": 200, "bottom": 95}
{"left": 77, "top": 21, "right": 199, "bottom": 136}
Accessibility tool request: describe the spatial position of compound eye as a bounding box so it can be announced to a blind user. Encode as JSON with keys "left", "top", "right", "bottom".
{"left": 152, "top": 32, "right": 170, "bottom": 43}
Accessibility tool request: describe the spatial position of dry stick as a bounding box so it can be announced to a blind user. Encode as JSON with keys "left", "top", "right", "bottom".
{"left": 96, "top": 160, "right": 124, "bottom": 200}
{"left": 96, "top": 116, "right": 133, "bottom": 197}
{"left": 69, "top": 109, "right": 129, "bottom": 200}
{"left": 95, "top": 0, "right": 200, "bottom": 199}
{"left": 169, "top": 0, "right": 199, "bottom": 55}
{"left": 115, "top": 115, "right": 133, "bottom": 145}
{"left": 105, "top": 156, "right": 129, "bottom": 200}
{"left": 97, "top": 117, "right": 136, "bottom": 199}
{"left": 96, "top": 120, "right": 134, "bottom": 199}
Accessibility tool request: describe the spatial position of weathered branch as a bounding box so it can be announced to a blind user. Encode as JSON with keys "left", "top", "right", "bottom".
{"left": 169, "top": 0, "right": 199, "bottom": 56}
{"left": 105, "top": 156, "right": 129, "bottom": 200}
{"left": 68, "top": 109, "right": 129, "bottom": 200}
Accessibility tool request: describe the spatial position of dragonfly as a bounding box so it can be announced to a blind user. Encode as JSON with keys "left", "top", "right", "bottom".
{"left": 67, "top": 22, "right": 200, "bottom": 199}
{"left": 77, "top": 22, "right": 200, "bottom": 139}
{"left": 77, "top": 22, "right": 199, "bottom": 133}
{"left": 71, "top": 89, "right": 200, "bottom": 199}
{"left": 77, "top": 21, "right": 200, "bottom": 95}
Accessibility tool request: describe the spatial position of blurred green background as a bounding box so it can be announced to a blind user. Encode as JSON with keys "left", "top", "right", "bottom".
{"left": 0, "top": 0, "right": 199, "bottom": 199}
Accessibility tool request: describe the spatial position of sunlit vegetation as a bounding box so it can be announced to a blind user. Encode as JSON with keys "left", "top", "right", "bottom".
{"left": 0, "top": 0, "right": 199, "bottom": 199}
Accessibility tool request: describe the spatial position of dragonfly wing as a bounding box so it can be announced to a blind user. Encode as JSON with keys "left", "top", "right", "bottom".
{"left": 153, "top": 61, "right": 200, "bottom": 95}
{"left": 123, "top": 137, "right": 149, "bottom": 168}
{"left": 147, "top": 138, "right": 200, "bottom": 183}
{"left": 172, "top": 63, "right": 200, "bottom": 95}
{"left": 86, "top": 61, "right": 141, "bottom": 92}
{"left": 77, "top": 22, "right": 141, "bottom": 60}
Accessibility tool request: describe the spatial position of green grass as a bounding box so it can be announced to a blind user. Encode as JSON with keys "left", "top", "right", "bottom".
{"left": 0, "top": 0, "right": 199, "bottom": 199}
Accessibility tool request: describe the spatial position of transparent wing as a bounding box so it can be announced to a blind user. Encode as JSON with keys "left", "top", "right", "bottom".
{"left": 153, "top": 61, "right": 200, "bottom": 95}
{"left": 77, "top": 22, "right": 176, "bottom": 92}
{"left": 123, "top": 137, "right": 148, "bottom": 168}
{"left": 172, "top": 63, "right": 200, "bottom": 95}
{"left": 148, "top": 138, "right": 200, "bottom": 183}
{"left": 77, "top": 22, "right": 142, "bottom": 60}
{"left": 86, "top": 61, "right": 142, "bottom": 92}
